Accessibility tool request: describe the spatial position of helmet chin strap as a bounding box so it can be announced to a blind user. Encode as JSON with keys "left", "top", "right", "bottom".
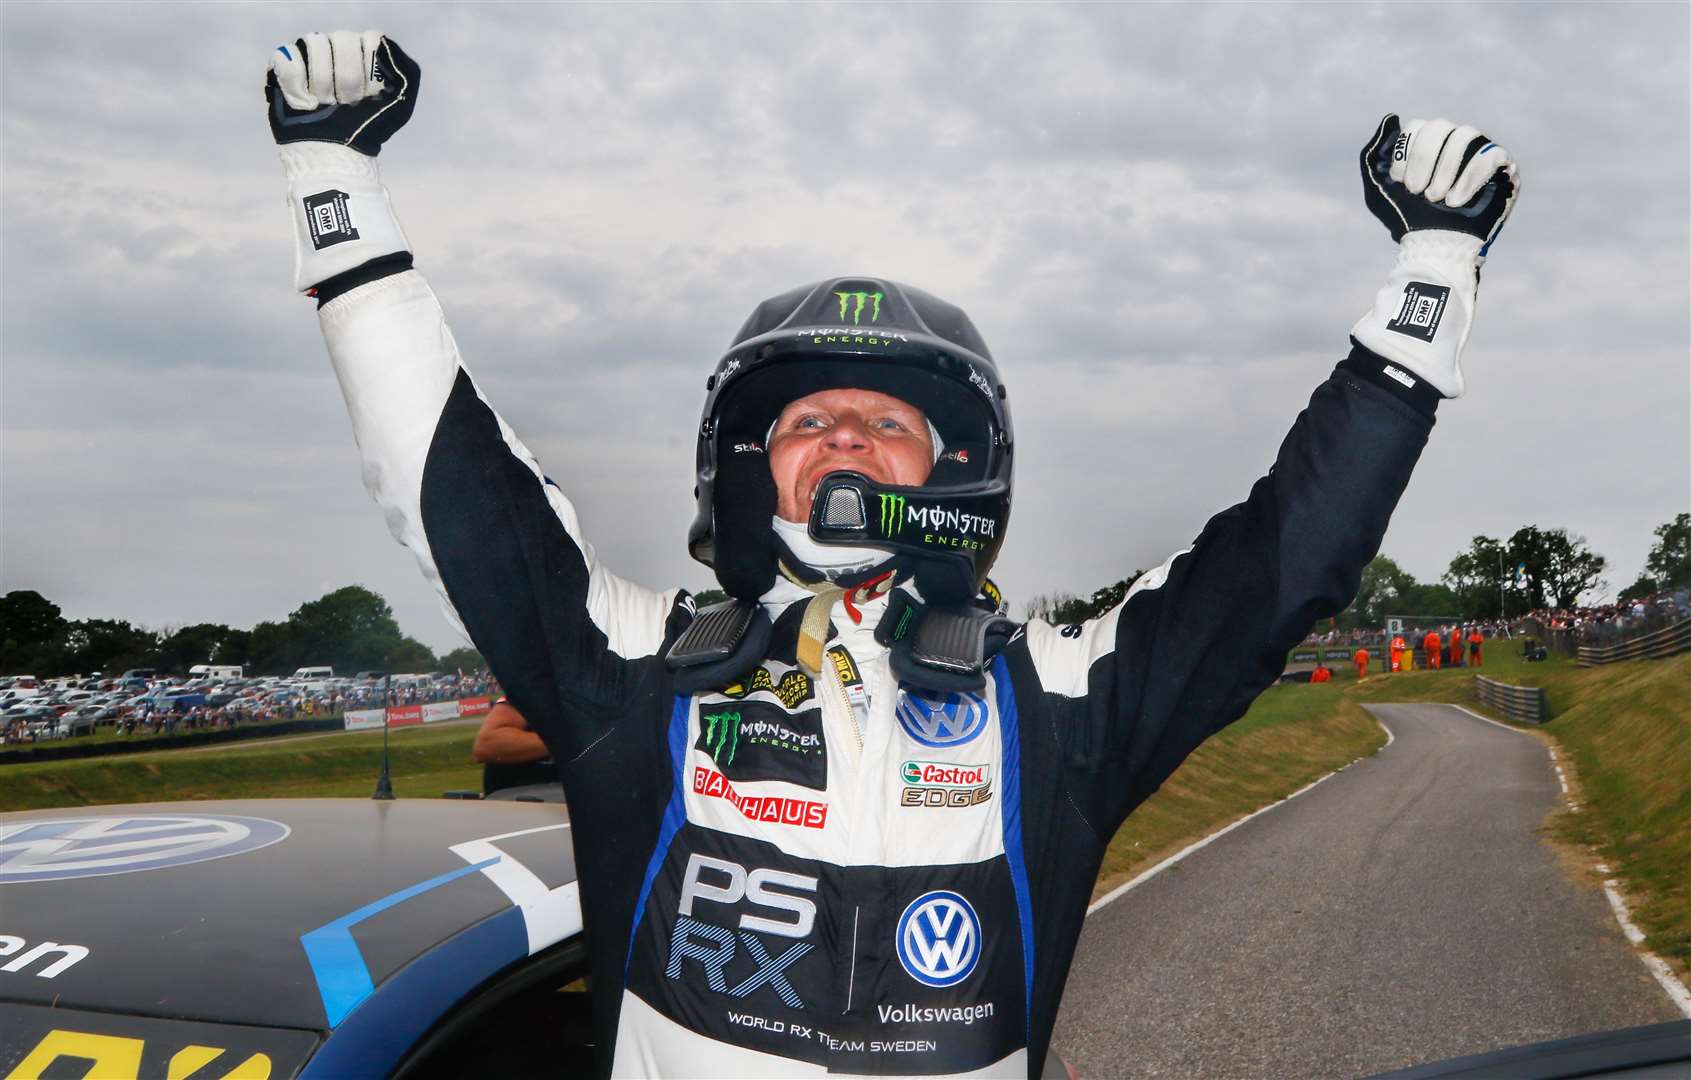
{"left": 771, "top": 515, "right": 890, "bottom": 582}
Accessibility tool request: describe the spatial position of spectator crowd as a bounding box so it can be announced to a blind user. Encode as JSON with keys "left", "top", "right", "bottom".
{"left": 1, "top": 669, "right": 501, "bottom": 745}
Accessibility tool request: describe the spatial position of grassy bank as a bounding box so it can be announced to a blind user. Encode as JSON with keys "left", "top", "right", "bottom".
{"left": 0, "top": 723, "right": 483, "bottom": 811}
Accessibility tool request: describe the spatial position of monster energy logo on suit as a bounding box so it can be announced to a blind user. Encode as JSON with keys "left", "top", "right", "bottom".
{"left": 695, "top": 702, "right": 827, "bottom": 790}
{"left": 835, "top": 290, "right": 883, "bottom": 325}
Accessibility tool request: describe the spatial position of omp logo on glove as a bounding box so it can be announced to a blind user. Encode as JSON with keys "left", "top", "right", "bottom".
{"left": 303, "top": 190, "right": 359, "bottom": 249}
{"left": 1386, "top": 281, "right": 1449, "bottom": 342}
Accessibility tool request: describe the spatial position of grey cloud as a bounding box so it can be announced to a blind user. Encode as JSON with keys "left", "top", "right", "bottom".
{"left": 2, "top": 2, "right": 1686, "bottom": 652}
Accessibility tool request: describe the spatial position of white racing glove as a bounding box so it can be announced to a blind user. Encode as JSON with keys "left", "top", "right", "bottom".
{"left": 265, "top": 32, "right": 421, "bottom": 294}
{"left": 1351, "top": 114, "right": 1520, "bottom": 398}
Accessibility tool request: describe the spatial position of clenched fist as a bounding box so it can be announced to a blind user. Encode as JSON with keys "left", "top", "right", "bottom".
{"left": 266, "top": 31, "right": 420, "bottom": 156}
{"left": 1360, "top": 114, "right": 1519, "bottom": 257}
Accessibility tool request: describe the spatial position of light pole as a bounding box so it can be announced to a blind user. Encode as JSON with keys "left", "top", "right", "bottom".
{"left": 372, "top": 672, "right": 395, "bottom": 800}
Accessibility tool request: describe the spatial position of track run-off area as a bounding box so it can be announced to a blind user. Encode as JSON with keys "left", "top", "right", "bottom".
{"left": 1051, "top": 701, "right": 1689, "bottom": 1079}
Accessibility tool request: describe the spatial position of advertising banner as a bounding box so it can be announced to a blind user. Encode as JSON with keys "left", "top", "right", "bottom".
{"left": 386, "top": 705, "right": 424, "bottom": 727}
{"left": 460, "top": 696, "right": 493, "bottom": 716}
{"left": 422, "top": 701, "right": 461, "bottom": 724}
{"left": 344, "top": 709, "right": 385, "bottom": 731}
{"left": 1291, "top": 650, "right": 1319, "bottom": 663}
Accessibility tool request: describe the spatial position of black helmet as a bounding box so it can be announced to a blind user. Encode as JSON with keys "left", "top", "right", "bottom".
{"left": 689, "top": 276, "right": 1013, "bottom": 607}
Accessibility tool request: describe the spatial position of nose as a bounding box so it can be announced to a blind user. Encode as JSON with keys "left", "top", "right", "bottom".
{"left": 823, "top": 414, "right": 871, "bottom": 453}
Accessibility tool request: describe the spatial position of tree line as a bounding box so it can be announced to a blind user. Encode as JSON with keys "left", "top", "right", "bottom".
{"left": 0, "top": 585, "right": 486, "bottom": 678}
{"left": 1028, "top": 514, "right": 1690, "bottom": 626}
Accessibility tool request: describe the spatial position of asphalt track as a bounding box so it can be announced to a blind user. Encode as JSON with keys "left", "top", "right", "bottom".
{"left": 1051, "top": 702, "right": 1686, "bottom": 1079}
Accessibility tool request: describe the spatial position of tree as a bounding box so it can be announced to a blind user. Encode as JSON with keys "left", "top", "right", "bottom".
{"left": 59, "top": 619, "right": 160, "bottom": 676}
{"left": 246, "top": 620, "right": 298, "bottom": 676}
{"left": 0, "top": 590, "right": 69, "bottom": 674}
{"left": 1509, "top": 526, "right": 1606, "bottom": 609}
{"left": 691, "top": 588, "right": 729, "bottom": 608}
{"left": 1027, "top": 573, "right": 1143, "bottom": 624}
{"left": 438, "top": 646, "right": 486, "bottom": 673}
{"left": 1342, "top": 555, "right": 1421, "bottom": 627}
{"left": 156, "top": 623, "right": 240, "bottom": 674}
{"left": 1644, "top": 512, "right": 1691, "bottom": 590}
{"left": 287, "top": 586, "right": 406, "bottom": 674}
{"left": 0, "top": 591, "right": 66, "bottom": 648}
{"left": 1444, "top": 536, "right": 1509, "bottom": 619}
{"left": 384, "top": 637, "right": 438, "bottom": 673}
{"left": 1618, "top": 573, "right": 1659, "bottom": 604}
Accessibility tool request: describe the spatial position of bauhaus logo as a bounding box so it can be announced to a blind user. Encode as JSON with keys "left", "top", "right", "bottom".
{"left": 896, "top": 689, "right": 989, "bottom": 748}
{"left": 896, "top": 890, "right": 982, "bottom": 987}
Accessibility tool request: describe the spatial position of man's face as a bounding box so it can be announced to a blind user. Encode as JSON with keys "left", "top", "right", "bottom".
{"left": 768, "top": 387, "right": 933, "bottom": 523}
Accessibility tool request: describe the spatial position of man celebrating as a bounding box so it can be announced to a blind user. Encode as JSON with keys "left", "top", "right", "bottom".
{"left": 266, "top": 33, "right": 1517, "bottom": 1079}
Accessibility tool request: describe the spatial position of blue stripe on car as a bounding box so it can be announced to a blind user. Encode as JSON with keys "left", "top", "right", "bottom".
{"left": 301, "top": 906, "right": 528, "bottom": 1078}
{"left": 300, "top": 856, "right": 499, "bottom": 1026}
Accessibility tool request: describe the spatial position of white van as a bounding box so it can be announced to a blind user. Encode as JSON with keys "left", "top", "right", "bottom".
{"left": 291, "top": 666, "right": 334, "bottom": 681}
{"left": 190, "top": 664, "right": 244, "bottom": 680}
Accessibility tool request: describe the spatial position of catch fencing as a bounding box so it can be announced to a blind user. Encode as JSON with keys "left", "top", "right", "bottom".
{"left": 1475, "top": 676, "right": 1548, "bottom": 725}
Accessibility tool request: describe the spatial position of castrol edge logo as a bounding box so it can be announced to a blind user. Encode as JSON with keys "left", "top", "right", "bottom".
{"left": 899, "top": 760, "right": 993, "bottom": 809}
{"left": 899, "top": 761, "right": 990, "bottom": 787}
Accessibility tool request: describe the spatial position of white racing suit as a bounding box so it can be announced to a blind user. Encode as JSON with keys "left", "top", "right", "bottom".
{"left": 317, "top": 267, "right": 1435, "bottom": 1077}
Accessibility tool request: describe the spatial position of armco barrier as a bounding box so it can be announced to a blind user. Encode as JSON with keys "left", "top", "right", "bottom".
{"left": 1577, "top": 618, "right": 1691, "bottom": 667}
{"left": 1475, "top": 675, "right": 1547, "bottom": 725}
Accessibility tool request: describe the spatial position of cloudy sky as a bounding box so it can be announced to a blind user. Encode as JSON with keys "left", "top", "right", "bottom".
{"left": 3, "top": 3, "right": 1687, "bottom": 653}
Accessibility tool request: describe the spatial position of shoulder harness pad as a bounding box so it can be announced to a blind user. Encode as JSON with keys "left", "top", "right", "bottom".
{"left": 875, "top": 591, "right": 1018, "bottom": 693}
{"left": 664, "top": 598, "right": 772, "bottom": 694}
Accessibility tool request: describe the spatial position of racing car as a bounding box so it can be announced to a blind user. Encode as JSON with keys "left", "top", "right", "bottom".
{"left": 0, "top": 798, "right": 592, "bottom": 1079}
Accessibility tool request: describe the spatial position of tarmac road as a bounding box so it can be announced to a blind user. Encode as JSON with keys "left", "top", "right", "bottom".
{"left": 1051, "top": 702, "right": 1685, "bottom": 1079}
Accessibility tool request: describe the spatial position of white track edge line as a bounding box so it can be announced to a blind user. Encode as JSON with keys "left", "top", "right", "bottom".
{"left": 1602, "top": 878, "right": 1691, "bottom": 1018}
{"left": 1452, "top": 703, "right": 1691, "bottom": 1018}
{"left": 1449, "top": 702, "right": 1535, "bottom": 736}
{"left": 1087, "top": 715, "right": 1393, "bottom": 916}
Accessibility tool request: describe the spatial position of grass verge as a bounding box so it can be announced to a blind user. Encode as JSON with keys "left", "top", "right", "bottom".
{"left": 0, "top": 724, "right": 482, "bottom": 811}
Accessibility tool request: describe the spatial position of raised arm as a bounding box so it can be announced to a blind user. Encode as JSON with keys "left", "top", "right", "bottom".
{"left": 265, "top": 33, "right": 683, "bottom": 759}
{"left": 1022, "top": 114, "right": 1519, "bottom": 836}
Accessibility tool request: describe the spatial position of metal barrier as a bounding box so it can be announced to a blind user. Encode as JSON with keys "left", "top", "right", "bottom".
{"left": 1577, "top": 617, "right": 1691, "bottom": 666}
{"left": 1475, "top": 676, "right": 1548, "bottom": 725}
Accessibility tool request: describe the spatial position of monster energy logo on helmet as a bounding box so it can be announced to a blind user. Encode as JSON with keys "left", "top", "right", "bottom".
{"left": 836, "top": 291, "right": 883, "bottom": 325}
{"left": 879, "top": 493, "right": 907, "bottom": 538}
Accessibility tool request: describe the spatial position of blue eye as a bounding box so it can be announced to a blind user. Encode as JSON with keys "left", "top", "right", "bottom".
{"left": 797, "top": 416, "right": 826, "bottom": 429}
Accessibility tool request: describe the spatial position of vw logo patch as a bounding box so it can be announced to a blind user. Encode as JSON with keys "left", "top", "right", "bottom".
{"left": 895, "top": 689, "right": 988, "bottom": 748}
{"left": 895, "top": 890, "right": 982, "bottom": 987}
{"left": 0, "top": 814, "right": 291, "bottom": 884}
